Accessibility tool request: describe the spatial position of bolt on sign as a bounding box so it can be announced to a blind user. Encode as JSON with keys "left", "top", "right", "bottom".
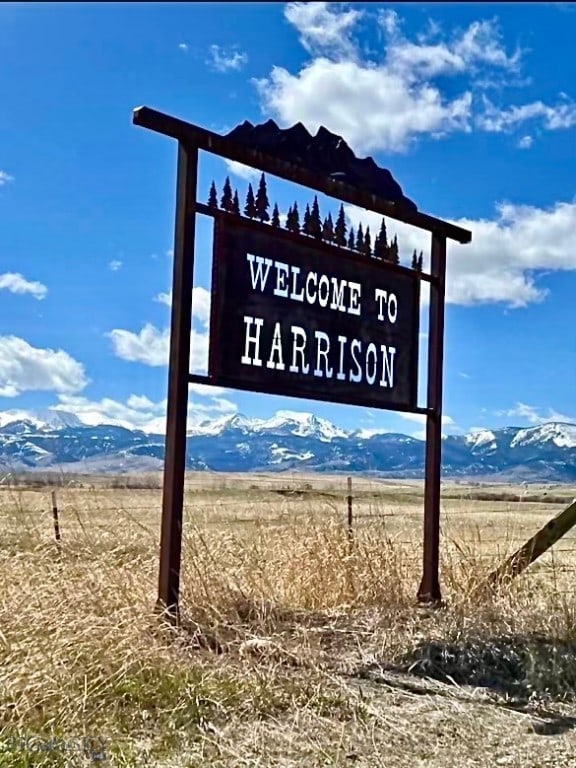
{"left": 132, "top": 106, "right": 472, "bottom": 620}
{"left": 210, "top": 220, "right": 420, "bottom": 410}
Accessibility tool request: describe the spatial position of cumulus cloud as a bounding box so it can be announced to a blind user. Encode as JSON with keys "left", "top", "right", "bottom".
{"left": 224, "top": 160, "right": 259, "bottom": 181}
{"left": 207, "top": 44, "right": 248, "bottom": 73}
{"left": 0, "top": 272, "right": 47, "bottom": 300}
{"left": 108, "top": 260, "right": 122, "bottom": 272}
{"left": 0, "top": 171, "right": 14, "bottom": 186}
{"left": 345, "top": 198, "right": 576, "bottom": 307}
{"left": 54, "top": 388, "right": 237, "bottom": 433}
{"left": 0, "top": 336, "right": 88, "bottom": 398}
{"left": 254, "top": 4, "right": 575, "bottom": 154}
{"left": 499, "top": 402, "right": 576, "bottom": 425}
{"left": 110, "top": 287, "right": 212, "bottom": 370}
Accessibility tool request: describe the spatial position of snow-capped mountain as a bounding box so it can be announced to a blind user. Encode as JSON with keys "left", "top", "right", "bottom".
{"left": 1, "top": 409, "right": 576, "bottom": 481}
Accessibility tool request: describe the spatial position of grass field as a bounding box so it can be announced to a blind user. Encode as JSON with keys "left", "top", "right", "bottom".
{"left": 2, "top": 473, "right": 576, "bottom": 767}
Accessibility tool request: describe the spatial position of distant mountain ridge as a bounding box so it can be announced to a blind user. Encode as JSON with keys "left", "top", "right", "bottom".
{"left": 1, "top": 408, "right": 576, "bottom": 481}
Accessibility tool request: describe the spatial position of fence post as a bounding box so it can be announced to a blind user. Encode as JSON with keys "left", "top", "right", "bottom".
{"left": 51, "top": 490, "right": 61, "bottom": 550}
{"left": 347, "top": 476, "right": 353, "bottom": 542}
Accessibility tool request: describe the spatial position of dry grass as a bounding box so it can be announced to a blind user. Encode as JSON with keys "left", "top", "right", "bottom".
{"left": 1, "top": 475, "right": 576, "bottom": 766}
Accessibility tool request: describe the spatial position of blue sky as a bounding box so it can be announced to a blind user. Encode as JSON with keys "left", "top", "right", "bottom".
{"left": 2, "top": 2, "right": 576, "bottom": 437}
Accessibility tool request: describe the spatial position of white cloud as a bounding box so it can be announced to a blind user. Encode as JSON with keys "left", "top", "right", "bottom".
{"left": 0, "top": 171, "right": 14, "bottom": 186}
{"left": 254, "top": 7, "right": 574, "bottom": 154}
{"left": 517, "top": 135, "right": 533, "bottom": 149}
{"left": 178, "top": 43, "right": 189, "bottom": 52}
{"left": 224, "top": 160, "right": 259, "bottom": 181}
{"left": 284, "top": 1, "right": 363, "bottom": 59}
{"left": 0, "top": 272, "right": 47, "bottom": 300}
{"left": 207, "top": 44, "right": 248, "bottom": 73}
{"left": 345, "top": 198, "right": 576, "bottom": 307}
{"left": 54, "top": 389, "right": 237, "bottom": 433}
{"left": 108, "top": 260, "right": 122, "bottom": 271}
{"left": 0, "top": 336, "right": 88, "bottom": 398}
{"left": 114, "top": 287, "right": 212, "bottom": 370}
{"left": 154, "top": 286, "right": 211, "bottom": 325}
{"left": 500, "top": 402, "right": 576, "bottom": 425}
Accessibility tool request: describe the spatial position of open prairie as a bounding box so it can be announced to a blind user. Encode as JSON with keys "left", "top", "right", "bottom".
{"left": 2, "top": 473, "right": 576, "bottom": 767}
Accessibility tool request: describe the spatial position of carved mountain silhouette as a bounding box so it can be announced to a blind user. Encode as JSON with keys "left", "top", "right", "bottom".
{"left": 225, "top": 119, "right": 417, "bottom": 211}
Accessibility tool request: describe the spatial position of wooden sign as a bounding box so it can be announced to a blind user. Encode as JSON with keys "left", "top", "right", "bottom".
{"left": 209, "top": 217, "right": 420, "bottom": 411}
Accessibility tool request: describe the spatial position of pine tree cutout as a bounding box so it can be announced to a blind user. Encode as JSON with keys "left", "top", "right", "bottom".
{"left": 309, "top": 196, "right": 322, "bottom": 239}
{"left": 363, "top": 226, "right": 372, "bottom": 258}
{"left": 244, "top": 183, "right": 257, "bottom": 219}
{"left": 291, "top": 202, "right": 301, "bottom": 233}
{"left": 255, "top": 173, "right": 270, "bottom": 223}
{"left": 208, "top": 181, "right": 218, "bottom": 209}
{"left": 322, "top": 213, "right": 335, "bottom": 242}
{"left": 417, "top": 251, "right": 424, "bottom": 272}
{"left": 389, "top": 234, "right": 400, "bottom": 265}
{"left": 334, "top": 204, "right": 347, "bottom": 246}
{"left": 232, "top": 190, "right": 240, "bottom": 216}
{"left": 220, "top": 177, "right": 233, "bottom": 212}
{"left": 411, "top": 249, "right": 418, "bottom": 270}
{"left": 285, "top": 205, "right": 293, "bottom": 230}
{"left": 271, "top": 203, "right": 280, "bottom": 228}
{"left": 347, "top": 227, "right": 355, "bottom": 250}
{"left": 303, "top": 203, "right": 312, "bottom": 236}
{"left": 355, "top": 223, "right": 364, "bottom": 252}
{"left": 374, "top": 217, "right": 388, "bottom": 259}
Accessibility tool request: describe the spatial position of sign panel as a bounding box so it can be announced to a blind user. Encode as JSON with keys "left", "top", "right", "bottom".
{"left": 209, "top": 217, "right": 420, "bottom": 411}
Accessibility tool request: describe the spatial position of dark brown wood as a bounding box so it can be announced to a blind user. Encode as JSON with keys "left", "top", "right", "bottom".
{"left": 133, "top": 107, "right": 471, "bottom": 245}
{"left": 347, "top": 476, "right": 353, "bottom": 542}
{"left": 157, "top": 142, "right": 198, "bottom": 622}
{"left": 417, "top": 232, "right": 447, "bottom": 604}
{"left": 51, "top": 490, "right": 61, "bottom": 546}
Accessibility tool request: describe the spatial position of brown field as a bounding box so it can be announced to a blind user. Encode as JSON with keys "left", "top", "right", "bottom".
{"left": 2, "top": 473, "right": 576, "bottom": 767}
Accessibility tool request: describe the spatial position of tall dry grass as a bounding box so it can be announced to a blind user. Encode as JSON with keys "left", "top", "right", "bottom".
{"left": 1, "top": 481, "right": 576, "bottom": 766}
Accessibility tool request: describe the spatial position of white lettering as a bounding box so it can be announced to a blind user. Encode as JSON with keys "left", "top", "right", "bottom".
{"left": 273, "top": 262, "right": 289, "bottom": 298}
{"left": 240, "top": 316, "right": 264, "bottom": 366}
{"left": 313, "top": 331, "right": 333, "bottom": 378}
{"left": 267, "top": 322, "right": 285, "bottom": 370}
{"left": 290, "top": 266, "right": 305, "bottom": 302}
{"left": 330, "top": 278, "right": 347, "bottom": 312}
{"left": 348, "top": 282, "right": 361, "bottom": 316}
{"left": 289, "top": 326, "right": 310, "bottom": 374}
{"left": 247, "top": 254, "right": 273, "bottom": 292}
{"left": 350, "top": 339, "right": 362, "bottom": 382}
{"left": 318, "top": 275, "right": 330, "bottom": 308}
{"left": 336, "top": 335, "right": 347, "bottom": 381}
{"left": 305, "top": 272, "right": 318, "bottom": 304}
{"left": 375, "top": 289, "right": 398, "bottom": 324}
{"left": 379, "top": 345, "right": 396, "bottom": 387}
{"left": 366, "top": 343, "right": 378, "bottom": 385}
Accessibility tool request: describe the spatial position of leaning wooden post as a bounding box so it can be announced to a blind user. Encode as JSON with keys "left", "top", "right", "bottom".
{"left": 417, "top": 232, "right": 447, "bottom": 604}
{"left": 156, "top": 141, "right": 197, "bottom": 623}
{"left": 51, "top": 490, "right": 61, "bottom": 550}
{"left": 347, "top": 476, "right": 353, "bottom": 543}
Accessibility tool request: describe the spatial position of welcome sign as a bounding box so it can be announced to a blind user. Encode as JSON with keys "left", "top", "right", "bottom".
{"left": 209, "top": 218, "right": 420, "bottom": 411}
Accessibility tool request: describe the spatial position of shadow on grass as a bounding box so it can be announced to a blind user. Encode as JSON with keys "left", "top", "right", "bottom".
{"left": 387, "top": 634, "right": 576, "bottom": 705}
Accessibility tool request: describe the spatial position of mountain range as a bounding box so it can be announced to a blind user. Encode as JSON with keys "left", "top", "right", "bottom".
{"left": 1, "top": 408, "right": 576, "bottom": 482}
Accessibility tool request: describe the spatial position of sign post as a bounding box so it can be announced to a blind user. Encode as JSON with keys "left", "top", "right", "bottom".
{"left": 132, "top": 105, "right": 471, "bottom": 621}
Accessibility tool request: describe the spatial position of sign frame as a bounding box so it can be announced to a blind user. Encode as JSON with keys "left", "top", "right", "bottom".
{"left": 132, "top": 105, "right": 472, "bottom": 621}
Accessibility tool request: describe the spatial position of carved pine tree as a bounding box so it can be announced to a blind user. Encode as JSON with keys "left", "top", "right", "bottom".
{"left": 374, "top": 218, "right": 389, "bottom": 259}
{"left": 417, "top": 251, "right": 424, "bottom": 272}
{"left": 347, "top": 227, "right": 355, "bottom": 250}
{"left": 232, "top": 190, "right": 240, "bottom": 216}
{"left": 220, "top": 177, "right": 233, "bottom": 212}
{"left": 389, "top": 234, "right": 400, "bottom": 265}
{"left": 363, "top": 226, "right": 372, "bottom": 258}
{"left": 411, "top": 249, "right": 418, "bottom": 270}
{"left": 208, "top": 181, "right": 218, "bottom": 209}
{"left": 291, "top": 202, "right": 301, "bottom": 233}
{"left": 244, "top": 183, "right": 257, "bottom": 219}
{"left": 271, "top": 203, "right": 280, "bottom": 228}
{"left": 303, "top": 203, "right": 312, "bottom": 236}
{"left": 334, "top": 204, "right": 347, "bottom": 246}
{"left": 356, "top": 223, "right": 364, "bottom": 252}
{"left": 322, "top": 213, "right": 335, "bottom": 242}
{"left": 309, "top": 196, "right": 322, "bottom": 239}
{"left": 255, "top": 173, "right": 270, "bottom": 223}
